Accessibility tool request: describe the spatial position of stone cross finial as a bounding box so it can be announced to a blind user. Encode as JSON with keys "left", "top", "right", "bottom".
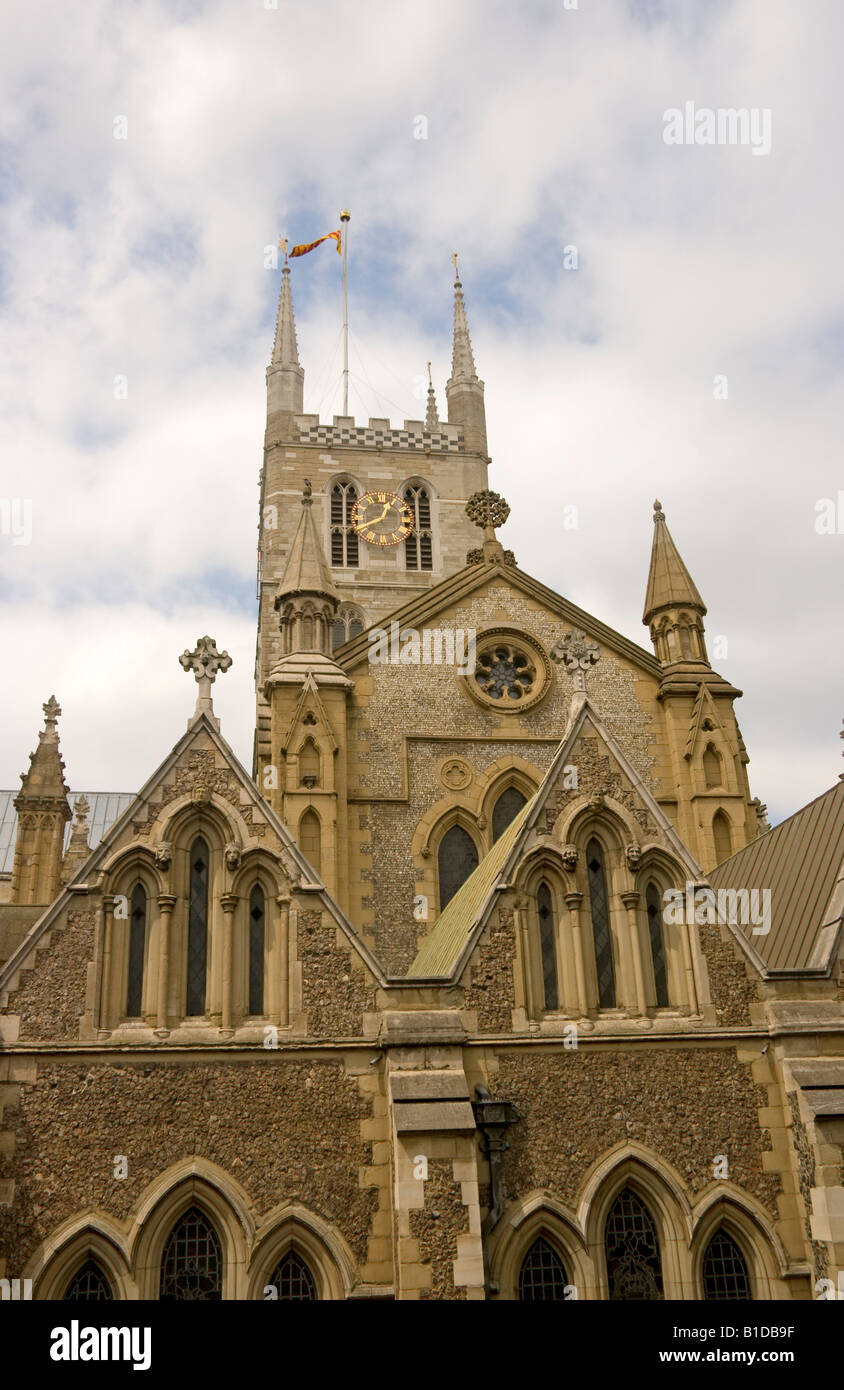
{"left": 180, "top": 636, "right": 232, "bottom": 725}
{"left": 43, "top": 695, "right": 61, "bottom": 727}
{"left": 73, "top": 794, "right": 90, "bottom": 825}
{"left": 550, "top": 629, "right": 602, "bottom": 692}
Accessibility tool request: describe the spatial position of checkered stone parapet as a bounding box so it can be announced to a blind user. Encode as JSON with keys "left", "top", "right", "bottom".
{"left": 295, "top": 417, "right": 464, "bottom": 453}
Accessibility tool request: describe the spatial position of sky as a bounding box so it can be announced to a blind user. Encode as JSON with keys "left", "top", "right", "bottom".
{"left": 0, "top": 0, "right": 842, "bottom": 827}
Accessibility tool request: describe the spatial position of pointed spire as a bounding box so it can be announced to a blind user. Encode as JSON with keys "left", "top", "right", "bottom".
{"left": 269, "top": 485, "right": 348, "bottom": 677}
{"left": 643, "top": 501, "right": 709, "bottom": 666}
{"left": 643, "top": 500, "right": 706, "bottom": 624}
{"left": 12, "top": 697, "right": 72, "bottom": 905}
{"left": 449, "top": 265, "right": 478, "bottom": 383}
{"left": 277, "top": 482, "right": 339, "bottom": 605}
{"left": 267, "top": 264, "right": 305, "bottom": 418}
{"left": 61, "top": 795, "right": 92, "bottom": 884}
{"left": 445, "top": 256, "right": 487, "bottom": 456}
{"left": 271, "top": 264, "right": 300, "bottom": 367}
{"left": 17, "top": 696, "right": 71, "bottom": 803}
{"left": 425, "top": 361, "right": 439, "bottom": 429}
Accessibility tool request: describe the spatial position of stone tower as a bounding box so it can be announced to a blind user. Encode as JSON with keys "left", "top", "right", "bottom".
{"left": 254, "top": 265, "right": 492, "bottom": 770}
{"left": 643, "top": 500, "right": 759, "bottom": 867}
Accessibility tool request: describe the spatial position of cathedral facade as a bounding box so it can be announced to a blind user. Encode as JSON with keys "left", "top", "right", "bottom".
{"left": 0, "top": 270, "right": 842, "bottom": 1302}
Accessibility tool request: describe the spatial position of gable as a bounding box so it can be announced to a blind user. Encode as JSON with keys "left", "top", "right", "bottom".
{"left": 0, "top": 712, "right": 384, "bottom": 1010}
{"left": 408, "top": 696, "right": 702, "bottom": 980}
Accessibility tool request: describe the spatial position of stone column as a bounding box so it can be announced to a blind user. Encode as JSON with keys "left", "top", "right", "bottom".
{"left": 621, "top": 891, "right": 648, "bottom": 1017}
{"left": 276, "top": 895, "right": 291, "bottom": 1027}
{"left": 565, "top": 892, "right": 589, "bottom": 1018}
{"left": 514, "top": 896, "right": 536, "bottom": 1021}
{"left": 220, "top": 893, "right": 238, "bottom": 1037}
{"left": 679, "top": 917, "right": 698, "bottom": 1017}
{"left": 97, "top": 895, "right": 116, "bottom": 1038}
{"left": 156, "top": 895, "right": 177, "bottom": 1037}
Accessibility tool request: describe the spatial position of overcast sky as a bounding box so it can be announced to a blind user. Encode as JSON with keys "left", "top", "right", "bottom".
{"left": 1, "top": 0, "right": 842, "bottom": 827}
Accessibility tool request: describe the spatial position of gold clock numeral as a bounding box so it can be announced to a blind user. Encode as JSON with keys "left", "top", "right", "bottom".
{"left": 376, "top": 492, "right": 387, "bottom": 503}
{"left": 365, "top": 530, "right": 377, "bottom": 543}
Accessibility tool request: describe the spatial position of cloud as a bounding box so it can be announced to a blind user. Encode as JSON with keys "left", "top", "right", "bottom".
{"left": 0, "top": 0, "right": 841, "bottom": 825}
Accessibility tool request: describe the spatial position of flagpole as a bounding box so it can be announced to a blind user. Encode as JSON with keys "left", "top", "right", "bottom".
{"left": 340, "top": 209, "right": 351, "bottom": 415}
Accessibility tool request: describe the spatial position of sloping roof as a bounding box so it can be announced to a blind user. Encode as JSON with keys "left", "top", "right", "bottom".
{"left": 709, "top": 779, "right": 844, "bottom": 973}
{"left": 0, "top": 790, "right": 133, "bottom": 875}
{"left": 337, "top": 558, "right": 662, "bottom": 681}
{"left": 409, "top": 795, "right": 536, "bottom": 977}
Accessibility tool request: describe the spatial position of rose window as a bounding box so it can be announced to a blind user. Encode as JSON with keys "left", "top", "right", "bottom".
{"left": 475, "top": 643, "right": 536, "bottom": 703}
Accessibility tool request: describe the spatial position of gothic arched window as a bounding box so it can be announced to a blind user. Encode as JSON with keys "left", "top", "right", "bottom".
{"left": 299, "top": 810, "right": 321, "bottom": 876}
{"left": 645, "top": 882, "right": 669, "bottom": 1008}
{"left": 605, "top": 1188, "right": 663, "bottom": 1300}
{"left": 518, "top": 1237, "right": 569, "bottom": 1300}
{"left": 703, "top": 744, "right": 722, "bottom": 789}
{"left": 126, "top": 882, "right": 147, "bottom": 1018}
{"left": 702, "top": 1230, "right": 751, "bottom": 1300}
{"left": 712, "top": 811, "right": 732, "bottom": 864}
{"left": 492, "top": 786, "right": 527, "bottom": 842}
{"left": 438, "top": 825, "right": 479, "bottom": 911}
{"left": 160, "top": 1206, "right": 222, "bottom": 1301}
{"left": 331, "top": 602, "right": 365, "bottom": 650}
{"left": 63, "top": 1259, "right": 114, "bottom": 1301}
{"left": 404, "top": 484, "right": 433, "bottom": 571}
{"left": 249, "top": 885, "right": 265, "bottom": 1017}
{"left": 330, "top": 482, "right": 359, "bottom": 568}
{"left": 186, "top": 837, "right": 209, "bottom": 1016}
{"left": 586, "top": 838, "right": 615, "bottom": 1008}
{"left": 268, "top": 1251, "right": 318, "bottom": 1300}
{"left": 537, "top": 881, "right": 558, "bottom": 1011}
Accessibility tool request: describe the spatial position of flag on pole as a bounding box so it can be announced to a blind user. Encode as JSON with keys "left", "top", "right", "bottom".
{"left": 289, "top": 230, "right": 342, "bottom": 258}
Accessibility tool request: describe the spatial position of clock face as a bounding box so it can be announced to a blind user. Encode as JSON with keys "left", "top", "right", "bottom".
{"left": 350, "top": 490, "right": 413, "bottom": 547}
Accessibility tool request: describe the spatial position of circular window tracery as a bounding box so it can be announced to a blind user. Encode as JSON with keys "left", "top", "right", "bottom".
{"left": 465, "top": 628, "right": 552, "bottom": 713}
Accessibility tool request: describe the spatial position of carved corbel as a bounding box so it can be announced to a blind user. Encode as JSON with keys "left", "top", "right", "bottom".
{"left": 154, "top": 842, "right": 173, "bottom": 872}
{"left": 625, "top": 842, "right": 642, "bottom": 872}
{"left": 561, "top": 844, "right": 579, "bottom": 873}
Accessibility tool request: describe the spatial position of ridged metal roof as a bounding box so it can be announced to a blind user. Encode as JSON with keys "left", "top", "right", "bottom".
{"left": 0, "top": 790, "right": 134, "bottom": 875}
{"left": 709, "top": 779, "right": 844, "bottom": 972}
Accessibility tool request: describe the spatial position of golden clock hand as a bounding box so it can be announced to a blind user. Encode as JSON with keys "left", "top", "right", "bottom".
{"left": 370, "top": 502, "right": 392, "bottom": 525}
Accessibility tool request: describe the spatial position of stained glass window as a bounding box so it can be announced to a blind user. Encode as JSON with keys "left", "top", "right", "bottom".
{"left": 126, "top": 882, "right": 147, "bottom": 1017}
{"left": 249, "top": 885, "right": 265, "bottom": 1016}
{"left": 645, "top": 882, "right": 669, "bottom": 1008}
{"left": 438, "top": 825, "right": 479, "bottom": 911}
{"left": 702, "top": 1230, "right": 751, "bottom": 1300}
{"left": 605, "top": 1188, "right": 663, "bottom": 1300}
{"left": 186, "top": 838, "right": 209, "bottom": 1015}
{"left": 160, "top": 1207, "right": 222, "bottom": 1301}
{"left": 537, "top": 882, "right": 558, "bottom": 1011}
{"left": 587, "top": 838, "right": 615, "bottom": 1008}
{"left": 518, "top": 1237, "right": 569, "bottom": 1300}
{"left": 268, "top": 1251, "right": 317, "bottom": 1300}
{"left": 492, "top": 787, "right": 527, "bottom": 842}
{"left": 63, "top": 1259, "right": 113, "bottom": 1300}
